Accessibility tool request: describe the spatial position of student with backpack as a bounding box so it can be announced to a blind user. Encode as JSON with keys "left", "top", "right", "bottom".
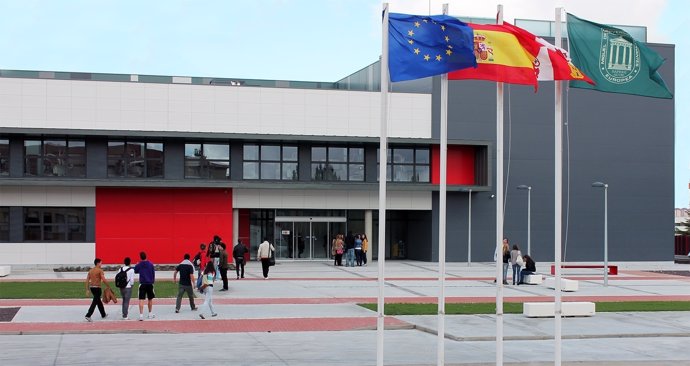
{"left": 114, "top": 257, "right": 134, "bottom": 320}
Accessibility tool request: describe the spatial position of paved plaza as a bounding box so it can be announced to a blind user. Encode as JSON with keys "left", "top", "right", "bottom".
{"left": 1, "top": 260, "right": 690, "bottom": 365}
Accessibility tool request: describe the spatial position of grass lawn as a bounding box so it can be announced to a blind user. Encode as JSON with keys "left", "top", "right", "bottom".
{"left": 358, "top": 301, "right": 690, "bottom": 314}
{"left": 0, "top": 281, "right": 180, "bottom": 299}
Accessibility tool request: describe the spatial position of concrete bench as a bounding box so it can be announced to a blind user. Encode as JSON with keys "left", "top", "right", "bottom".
{"left": 550, "top": 264, "right": 618, "bottom": 275}
{"left": 523, "top": 301, "right": 595, "bottom": 317}
{"left": 523, "top": 274, "right": 543, "bottom": 285}
{"left": 544, "top": 277, "right": 579, "bottom": 292}
{"left": 0, "top": 266, "right": 11, "bottom": 277}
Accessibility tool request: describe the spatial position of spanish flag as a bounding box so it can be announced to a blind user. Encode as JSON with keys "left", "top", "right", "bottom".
{"left": 448, "top": 23, "right": 537, "bottom": 87}
{"left": 502, "top": 22, "right": 594, "bottom": 85}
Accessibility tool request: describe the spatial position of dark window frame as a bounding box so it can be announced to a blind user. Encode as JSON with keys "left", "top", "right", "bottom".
{"left": 0, "top": 138, "right": 9, "bottom": 176}
{"left": 242, "top": 144, "right": 298, "bottom": 181}
{"left": 377, "top": 147, "right": 431, "bottom": 183}
{"left": 23, "top": 207, "right": 86, "bottom": 242}
{"left": 24, "top": 138, "right": 86, "bottom": 178}
{"left": 107, "top": 140, "right": 164, "bottom": 178}
{"left": 310, "top": 146, "right": 365, "bottom": 182}
{"left": 0, "top": 207, "right": 9, "bottom": 241}
{"left": 184, "top": 143, "right": 231, "bottom": 179}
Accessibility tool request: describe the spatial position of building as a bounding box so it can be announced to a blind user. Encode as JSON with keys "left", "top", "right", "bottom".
{"left": 0, "top": 20, "right": 674, "bottom": 265}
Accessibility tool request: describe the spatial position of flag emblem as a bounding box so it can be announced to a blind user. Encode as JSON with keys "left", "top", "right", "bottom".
{"left": 599, "top": 29, "right": 641, "bottom": 84}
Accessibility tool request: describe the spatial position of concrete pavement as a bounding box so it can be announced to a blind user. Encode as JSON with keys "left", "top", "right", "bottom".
{"left": 1, "top": 260, "right": 690, "bottom": 365}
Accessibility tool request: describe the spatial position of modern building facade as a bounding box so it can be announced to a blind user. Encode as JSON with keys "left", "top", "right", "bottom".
{"left": 0, "top": 21, "right": 674, "bottom": 266}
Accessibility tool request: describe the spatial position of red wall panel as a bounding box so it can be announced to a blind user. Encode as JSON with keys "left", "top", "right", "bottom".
{"left": 96, "top": 188, "right": 233, "bottom": 264}
{"left": 431, "top": 145, "right": 476, "bottom": 185}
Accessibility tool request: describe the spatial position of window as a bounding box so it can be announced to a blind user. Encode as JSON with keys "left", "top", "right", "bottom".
{"left": 0, "top": 139, "right": 8, "bottom": 176}
{"left": 24, "top": 207, "right": 86, "bottom": 242}
{"left": 377, "top": 147, "right": 430, "bottom": 182}
{"left": 243, "top": 144, "right": 298, "bottom": 180}
{"left": 0, "top": 207, "right": 8, "bottom": 241}
{"left": 24, "top": 139, "right": 86, "bottom": 177}
{"left": 184, "top": 143, "right": 230, "bottom": 179}
{"left": 107, "top": 141, "right": 164, "bottom": 178}
{"left": 311, "top": 146, "right": 364, "bottom": 181}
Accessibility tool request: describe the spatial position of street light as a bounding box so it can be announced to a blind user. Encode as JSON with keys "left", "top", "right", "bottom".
{"left": 461, "top": 188, "right": 472, "bottom": 266}
{"left": 592, "top": 181, "right": 609, "bottom": 287}
{"left": 517, "top": 185, "right": 531, "bottom": 256}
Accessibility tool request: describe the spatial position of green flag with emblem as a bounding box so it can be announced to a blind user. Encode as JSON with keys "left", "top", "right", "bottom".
{"left": 566, "top": 13, "right": 673, "bottom": 99}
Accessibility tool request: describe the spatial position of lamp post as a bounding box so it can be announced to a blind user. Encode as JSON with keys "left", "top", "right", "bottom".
{"left": 592, "top": 181, "right": 609, "bottom": 287}
{"left": 517, "top": 185, "right": 531, "bottom": 256}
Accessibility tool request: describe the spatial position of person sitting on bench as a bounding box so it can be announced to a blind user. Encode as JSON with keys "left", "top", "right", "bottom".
{"left": 519, "top": 255, "right": 536, "bottom": 284}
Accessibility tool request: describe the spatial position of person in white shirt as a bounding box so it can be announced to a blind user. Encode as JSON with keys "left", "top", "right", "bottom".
{"left": 119, "top": 257, "right": 134, "bottom": 320}
{"left": 257, "top": 239, "right": 275, "bottom": 279}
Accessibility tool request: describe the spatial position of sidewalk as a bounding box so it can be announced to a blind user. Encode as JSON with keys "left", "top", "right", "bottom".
{"left": 1, "top": 260, "right": 690, "bottom": 365}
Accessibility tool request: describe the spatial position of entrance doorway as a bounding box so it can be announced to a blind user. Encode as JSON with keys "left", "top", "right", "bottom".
{"left": 274, "top": 216, "right": 346, "bottom": 260}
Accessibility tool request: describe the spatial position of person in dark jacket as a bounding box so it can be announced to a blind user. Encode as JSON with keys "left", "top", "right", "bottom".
{"left": 519, "top": 255, "right": 537, "bottom": 284}
{"left": 218, "top": 244, "right": 229, "bottom": 291}
{"left": 233, "top": 240, "right": 249, "bottom": 279}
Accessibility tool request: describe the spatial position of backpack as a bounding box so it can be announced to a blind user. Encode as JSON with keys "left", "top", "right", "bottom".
{"left": 115, "top": 267, "right": 132, "bottom": 288}
{"left": 193, "top": 252, "right": 202, "bottom": 267}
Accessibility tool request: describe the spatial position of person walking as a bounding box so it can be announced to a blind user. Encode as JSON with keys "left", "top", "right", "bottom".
{"left": 344, "top": 231, "right": 355, "bottom": 267}
{"left": 361, "top": 234, "right": 369, "bottom": 266}
{"left": 173, "top": 253, "right": 197, "bottom": 313}
{"left": 208, "top": 235, "right": 224, "bottom": 280}
{"left": 134, "top": 251, "right": 156, "bottom": 321}
{"left": 257, "top": 238, "right": 275, "bottom": 279}
{"left": 218, "top": 243, "right": 229, "bottom": 291}
{"left": 198, "top": 261, "right": 217, "bottom": 319}
{"left": 510, "top": 244, "right": 523, "bottom": 285}
{"left": 194, "top": 243, "right": 207, "bottom": 289}
{"left": 84, "top": 258, "right": 109, "bottom": 322}
{"left": 118, "top": 257, "right": 134, "bottom": 320}
{"left": 233, "top": 239, "right": 248, "bottom": 279}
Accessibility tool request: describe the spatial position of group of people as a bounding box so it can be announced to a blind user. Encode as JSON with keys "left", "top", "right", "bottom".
{"left": 85, "top": 235, "right": 260, "bottom": 322}
{"left": 85, "top": 251, "right": 156, "bottom": 322}
{"left": 331, "top": 231, "right": 368, "bottom": 267}
{"left": 497, "top": 238, "right": 537, "bottom": 285}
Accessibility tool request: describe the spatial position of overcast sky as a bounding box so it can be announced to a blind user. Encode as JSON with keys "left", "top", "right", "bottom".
{"left": 0, "top": 0, "right": 686, "bottom": 206}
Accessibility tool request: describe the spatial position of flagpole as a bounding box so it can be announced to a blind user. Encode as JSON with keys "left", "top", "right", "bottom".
{"left": 437, "top": 5, "right": 449, "bottom": 366}
{"left": 495, "top": 5, "right": 505, "bottom": 366}
{"left": 377, "top": 4, "right": 389, "bottom": 366}
{"left": 554, "top": 7, "right": 564, "bottom": 366}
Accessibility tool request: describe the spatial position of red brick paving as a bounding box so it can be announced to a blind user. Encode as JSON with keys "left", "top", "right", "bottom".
{"left": 0, "top": 316, "right": 410, "bottom": 335}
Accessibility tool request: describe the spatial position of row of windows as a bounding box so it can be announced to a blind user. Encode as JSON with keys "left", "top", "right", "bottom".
{"left": 0, "top": 207, "right": 86, "bottom": 242}
{"left": 0, "top": 139, "right": 431, "bottom": 183}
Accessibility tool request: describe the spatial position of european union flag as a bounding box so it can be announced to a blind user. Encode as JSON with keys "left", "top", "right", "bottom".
{"left": 388, "top": 13, "right": 476, "bottom": 82}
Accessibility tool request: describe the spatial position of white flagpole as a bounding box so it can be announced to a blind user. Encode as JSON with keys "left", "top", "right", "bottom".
{"left": 377, "top": 4, "right": 389, "bottom": 366}
{"left": 495, "top": 5, "right": 505, "bottom": 366}
{"left": 554, "top": 7, "right": 564, "bottom": 366}
{"left": 437, "top": 5, "right": 449, "bottom": 366}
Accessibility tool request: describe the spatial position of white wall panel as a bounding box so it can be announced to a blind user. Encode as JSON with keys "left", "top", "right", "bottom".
{"left": 232, "top": 188, "right": 431, "bottom": 210}
{"left": 0, "top": 186, "right": 95, "bottom": 206}
{"left": 0, "top": 78, "right": 432, "bottom": 139}
{"left": 0, "top": 243, "right": 95, "bottom": 265}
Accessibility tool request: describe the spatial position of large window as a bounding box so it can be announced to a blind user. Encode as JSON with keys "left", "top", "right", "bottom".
{"left": 311, "top": 146, "right": 364, "bottom": 181}
{"left": 0, "top": 207, "right": 8, "bottom": 241}
{"left": 24, "top": 207, "right": 86, "bottom": 242}
{"left": 185, "top": 143, "right": 230, "bottom": 179}
{"left": 24, "top": 139, "right": 86, "bottom": 177}
{"left": 243, "top": 144, "right": 298, "bottom": 180}
{"left": 107, "top": 141, "right": 164, "bottom": 178}
{"left": 0, "top": 139, "right": 8, "bottom": 176}
{"left": 377, "top": 147, "right": 430, "bottom": 182}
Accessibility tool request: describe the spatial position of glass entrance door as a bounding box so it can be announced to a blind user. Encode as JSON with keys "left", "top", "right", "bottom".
{"left": 275, "top": 216, "right": 346, "bottom": 260}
